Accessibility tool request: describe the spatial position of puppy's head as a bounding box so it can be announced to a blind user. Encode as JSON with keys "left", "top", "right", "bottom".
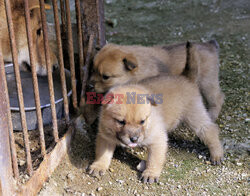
{"left": 6, "top": 0, "right": 58, "bottom": 75}
{"left": 89, "top": 44, "right": 138, "bottom": 93}
{"left": 99, "top": 85, "right": 156, "bottom": 148}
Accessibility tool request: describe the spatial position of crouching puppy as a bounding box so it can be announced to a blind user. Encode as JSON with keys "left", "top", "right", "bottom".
{"left": 88, "top": 76, "right": 224, "bottom": 183}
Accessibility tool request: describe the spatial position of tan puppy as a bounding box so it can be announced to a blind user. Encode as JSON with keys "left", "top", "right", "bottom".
{"left": 88, "top": 76, "right": 224, "bottom": 183}
{"left": 89, "top": 41, "right": 224, "bottom": 121}
{"left": 0, "top": 0, "right": 58, "bottom": 75}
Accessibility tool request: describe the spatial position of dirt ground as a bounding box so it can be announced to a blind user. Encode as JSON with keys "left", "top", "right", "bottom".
{"left": 39, "top": 0, "right": 249, "bottom": 195}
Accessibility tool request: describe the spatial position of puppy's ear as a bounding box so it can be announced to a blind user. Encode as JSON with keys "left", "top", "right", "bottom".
{"left": 122, "top": 54, "right": 138, "bottom": 71}
{"left": 146, "top": 96, "right": 157, "bottom": 106}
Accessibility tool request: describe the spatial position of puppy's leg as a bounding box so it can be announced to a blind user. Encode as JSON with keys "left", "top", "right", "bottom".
{"left": 184, "top": 98, "right": 223, "bottom": 164}
{"left": 141, "top": 135, "right": 167, "bottom": 183}
{"left": 199, "top": 74, "right": 224, "bottom": 121}
{"left": 88, "top": 133, "right": 116, "bottom": 176}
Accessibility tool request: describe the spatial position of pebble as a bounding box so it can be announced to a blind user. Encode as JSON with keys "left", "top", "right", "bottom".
{"left": 96, "top": 187, "right": 103, "bottom": 192}
{"left": 19, "top": 160, "right": 25, "bottom": 166}
{"left": 67, "top": 173, "right": 75, "bottom": 181}
{"left": 116, "top": 179, "right": 124, "bottom": 184}
{"left": 236, "top": 162, "right": 242, "bottom": 166}
{"left": 109, "top": 168, "right": 114, "bottom": 172}
{"left": 177, "top": 185, "right": 181, "bottom": 189}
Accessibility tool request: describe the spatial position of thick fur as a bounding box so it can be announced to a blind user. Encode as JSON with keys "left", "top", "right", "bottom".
{"left": 89, "top": 41, "right": 224, "bottom": 121}
{"left": 88, "top": 76, "right": 224, "bottom": 183}
{"left": 0, "top": 0, "right": 57, "bottom": 75}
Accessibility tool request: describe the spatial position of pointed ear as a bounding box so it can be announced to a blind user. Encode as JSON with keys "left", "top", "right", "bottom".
{"left": 29, "top": 0, "right": 51, "bottom": 10}
{"left": 146, "top": 96, "right": 157, "bottom": 106}
{"left": 122, "top": 53, "right": 138, "bottom": 71}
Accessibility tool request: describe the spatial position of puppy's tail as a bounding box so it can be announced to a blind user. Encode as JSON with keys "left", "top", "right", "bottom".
{"left": 181, "top": 41, "right": 200, "bottom": 83}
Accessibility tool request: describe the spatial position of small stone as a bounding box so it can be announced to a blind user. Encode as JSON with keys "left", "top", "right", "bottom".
{"left": 67, "top": 173, "right": 75, "bottom": 181}
{"left": 19, "top": 160, "right": 25, "bottom": 166}
{"left": 108, "top": 181, "right": 112, "bottom": 185}
{"left": 236, "top": 162, "right": 242, "bottom": 166}
{"left": 137, "top": 160, "right": 146, "bottom": 172}
{"left": 81, "top": 193, "right": 85, "bottom": 196}
{"left": 87, "top": 182, "right": 91, "bottom": 185}
{"left": 109, "top": 168, "right": 114, "bottom": 172}
{"left": 158, "top": 182, "right": 164, "bottom": 185}
{"left": 116, "top": 179, "right": 124, "bottom": 184}
{"left": 177, "top": 185, "right": 181, "bottom": 189}
{"left": 96, "top": 187, "right": 103, "bottom": 192}
{"left": 205, "top": 161, "right": 211, "bottom": 165}
{"left": 198, "top": 155, "right": 203, "bottom": 159}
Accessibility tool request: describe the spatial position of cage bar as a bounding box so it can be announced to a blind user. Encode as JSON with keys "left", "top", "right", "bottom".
{"left": 75, "top": 0, "right": 85, "bottom": 82}
{"left": 52, "top": 0, "right": 70, "bottom": 124}
{"left": 23, "top": 0, "right": 46, "bottom": 157}
{"left": 0, "top": 47, "right": 19, "bottom": 179}
{"left": 0, "top": 61, "right": 14, "bottom": 195}
{"left": 80, "top": 34, "right": 95, "bottom": 106}
{"left": 39, "top": 0, "right": 59, "bottom": 142}
{"left": 65, "top": 0, "right": 78, "bottom": 109}
{"left": 4, "top": 0, "right": 33, "bottom": 175}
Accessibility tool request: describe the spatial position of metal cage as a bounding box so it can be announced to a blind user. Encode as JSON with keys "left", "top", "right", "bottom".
{"left": 0, "top": 0, "right": 105, "bottom": 195}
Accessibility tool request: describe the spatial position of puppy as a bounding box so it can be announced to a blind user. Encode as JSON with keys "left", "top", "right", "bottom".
{"left": 0, "top": 0, "right": 58, "bottom": 75}
{"left": 88, "top": 76, "right": 224, "bottom": 183}
{"left": 89, "top": 41, "right": 224, "bottom": 121}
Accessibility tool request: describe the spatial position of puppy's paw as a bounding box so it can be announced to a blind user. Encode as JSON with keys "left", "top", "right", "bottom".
{"left": 140, "top": 169, "right": 160, "bottom": 184}
{"left": 210, "top": 147, "right": 224, "bottom": 165}
{"left": 88, "top": 163, "right": 107, "bottom": 177}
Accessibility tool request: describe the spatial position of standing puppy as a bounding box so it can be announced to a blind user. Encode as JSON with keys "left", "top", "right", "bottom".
{"left": 88, "top": 76, "right": 224, "bottom": 183}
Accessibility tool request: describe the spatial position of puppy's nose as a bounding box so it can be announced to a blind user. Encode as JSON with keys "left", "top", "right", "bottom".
{"left": 130, "top": 136, "right": 138, "bottom": 143}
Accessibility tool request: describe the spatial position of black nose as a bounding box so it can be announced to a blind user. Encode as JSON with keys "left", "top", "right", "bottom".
{"left": 130, "top": 136, "right": 138, "bottom": 143}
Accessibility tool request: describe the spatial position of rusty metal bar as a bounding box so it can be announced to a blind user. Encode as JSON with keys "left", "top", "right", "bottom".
{"left": 80, "top": 34, "right": 95, "bottom": 106}
{"left": 0, "top": 59, "right": 14, "bottom": 194}
{"left": 96, "top": 0, "right": 106, "bottom": 48}
{"left": 4, "top": 0, "right": 33, "bottom": 175}
{"left": 52, "top": 0, "right": 70, "bottom": 124}
{"left": 65, "top": 0, "right": 78, "bottom": 109}
{"left": 0, "top": 47, "right": 19, "bottom": 179}
{"left": 39, "top": 0, "right": 59, "bottom": 142}
{"left": 75, "top": 0, "right": 85, "bottom": 82}
{"left": 23, "top": 0, "right": 46, "bottom": 157}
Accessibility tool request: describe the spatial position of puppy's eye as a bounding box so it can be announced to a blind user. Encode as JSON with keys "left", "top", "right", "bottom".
{"left": 37, "top": 28, "right": 42, "bottom": 36}
{"left": 140, "top": 120, "right": 145, "bottom": 125}
{"left": 102, "top": 74, "right": 110, "bottom": 80}
{"left": 117, "top": 119, "right": 126, "bottom": 126}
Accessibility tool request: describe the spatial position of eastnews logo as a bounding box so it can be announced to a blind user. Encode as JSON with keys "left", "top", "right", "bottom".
{"left": 86, "top": 92, "right": 163, "bottom": 104}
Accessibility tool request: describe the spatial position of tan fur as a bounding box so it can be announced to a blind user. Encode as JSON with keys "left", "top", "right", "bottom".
{"left": 88, "top": 76, "right": 224, "bottom": 183}
{"left": 0, "top": 0, "right": 57, "bottom": 75}
{"left": 90, "top": 41, "right": 224, "bottom": 121}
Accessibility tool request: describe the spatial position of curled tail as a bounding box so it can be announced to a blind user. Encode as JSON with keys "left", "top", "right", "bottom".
{"left": 181, "top": 41, "right": 200, "bottom": 83}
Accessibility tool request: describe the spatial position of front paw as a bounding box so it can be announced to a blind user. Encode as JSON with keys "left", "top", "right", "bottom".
{"left": 210, "top": 146, "right": 224, "bottom": 165}
{"left": 88, "top": 163, "right": 107, "bottom": 177}
{"left": 140, "top": 169, "right": 160, "bottom": 184}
